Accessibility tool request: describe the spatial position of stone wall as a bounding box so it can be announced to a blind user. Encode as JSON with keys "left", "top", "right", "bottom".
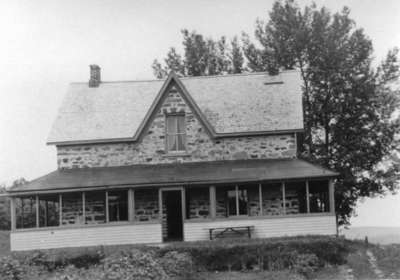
{"left": 57, "top": 85, "right": 296, "bottom": 169}
{"left": 262, "top": 184, "right": 284, "bottom": 216}
{"left": 262, "top": 186, "right": 304, "bottom": 215}
{"left": 134, "top": 189, "right": 159, "bottom": 222}
{"left": 61, "top": 193, "right": 84, "bottom": 225}
{"left": 186, "top": 187, "right": 209, "bottom": 219}
{"left": 85, "top": 192, "right": 106, "bottom": 224}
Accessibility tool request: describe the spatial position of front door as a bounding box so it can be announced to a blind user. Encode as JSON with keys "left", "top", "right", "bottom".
{"left": 163, "top": 190, "right": 183, "bottom": 242}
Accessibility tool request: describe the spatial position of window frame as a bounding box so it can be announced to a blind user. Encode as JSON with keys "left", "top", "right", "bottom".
{"left": 285, "top": 181, "right": 308, "bottom": 214}
{"left": 165, "top": 113, "right": 187, "bottom": 153}
{"left": 15, "top": 195, "right": 37, "bottom": 229}
{"left": 107, "top": 189, "right": 129, "bottom": 222}
{"left": 216, "top": 185, "right": 251, "bottom": 218}
{"left": 84, "top": 190, "right": 107, "bottom": 224}
{"left": 134, "top": 188, "right": 159, "bottom": 222}
{"left": 308, "top": 180, "right": 330, "bottom": 213}
{"left": 38, "top": 194, "right": 60, "bottom": 228}
{"left": 61, "top": 192, "right": 84, "bottom": 226}
{"left": 185, "top": 186, "right": 210, "bottom": 220}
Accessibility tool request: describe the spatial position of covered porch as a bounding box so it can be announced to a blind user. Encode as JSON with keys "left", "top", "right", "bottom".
{"left": 7, "top": 159, "right": 338, "bottom": 251}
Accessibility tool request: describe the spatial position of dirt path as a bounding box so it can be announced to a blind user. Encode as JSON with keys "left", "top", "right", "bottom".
{"left": 339, "top": 265, "right": 355, "bottom": 280}
{"left": 366, "top": 249, "right": 385, "bottom": 279}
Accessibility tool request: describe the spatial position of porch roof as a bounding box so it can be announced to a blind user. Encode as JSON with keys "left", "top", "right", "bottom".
{"left": 7, "top": 159, "right": 338, "bottom": 194}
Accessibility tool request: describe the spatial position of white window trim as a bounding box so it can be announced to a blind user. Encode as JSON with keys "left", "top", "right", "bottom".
{"left": 165, "top": 114, "right": 187, "bottom": 153}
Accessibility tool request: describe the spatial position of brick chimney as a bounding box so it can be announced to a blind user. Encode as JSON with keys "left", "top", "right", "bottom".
{"left": 89, "top": 64, "right": 101, "bottom": 87}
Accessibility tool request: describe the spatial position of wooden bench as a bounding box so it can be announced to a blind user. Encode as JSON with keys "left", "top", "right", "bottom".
{"left": 208, "top": 226, "right": 254, "bottom": 240}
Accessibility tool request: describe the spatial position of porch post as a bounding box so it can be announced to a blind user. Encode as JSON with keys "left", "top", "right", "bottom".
{"left": 35, "top": 195, "right": 39, "bottom": 228}
{"left": 82, "top": 192, "right": 86, "bottom": 224}
{"left": 181, "top": 187, "right": 186, "bottom": 220}
{"left": 235, "top": 185, "right": 239, "bottom": 216}
{"left": 209, "top": 186, "right": 216, "bottom": 219}
{"left": 158, "top": 188, "right": 163, "bottom": 221}
{"left": 59, "top": 194, "right": 62, "bottom": 226}
{"left": 281, "top": 182, "right": 286, "bottom": 215}
{"left": 258, "top": 183, "right": 263, "bottom": 216}
{"left": 10, "top": 197, "right": 16, "bottom": 231}
{"left": 306, "top": 180, "right": 310, "bottom": 213}
{"left": 105, "top": 191, "right": 109, "bottom": 223}
{"left": 329, "top": 179, "right": 335, "bottom": 213}
{"left": 128, "top": 189, "right": 135, "bottom": 222}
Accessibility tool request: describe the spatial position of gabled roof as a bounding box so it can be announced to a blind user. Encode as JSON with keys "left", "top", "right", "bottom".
{"left": 47, "top": 70, "right": 303, "bottom": 145}
{"left": 132, "top": 72, "right": 216, "bottom": 141}
{"left": 7, "top": 159, "right": 338, "bottom": 194}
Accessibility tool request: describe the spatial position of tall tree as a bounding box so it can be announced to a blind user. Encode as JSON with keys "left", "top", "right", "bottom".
{"left": 243, "top": 0, "right": 400, "bottom": 225}
{"left": 230, "top": 36, "right": 245, "bottom": 74}
{"left": 152, "top": 29, "right": 245, "bottom": 78}
{"left": 151, "top": 0, "right": 400, "bottom": 225}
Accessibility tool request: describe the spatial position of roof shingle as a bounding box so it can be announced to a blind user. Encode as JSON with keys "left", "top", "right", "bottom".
{"left": 47, "top": 70, "right": 303, "bottom": 144}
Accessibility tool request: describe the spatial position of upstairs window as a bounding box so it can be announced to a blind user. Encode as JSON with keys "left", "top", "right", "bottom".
{"left": 166, "top": 114, "right": 186, "bottom": 152}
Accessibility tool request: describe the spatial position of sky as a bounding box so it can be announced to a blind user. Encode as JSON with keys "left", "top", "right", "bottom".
{"left": 0, "top": 0, "right": 399, "bottom": 227}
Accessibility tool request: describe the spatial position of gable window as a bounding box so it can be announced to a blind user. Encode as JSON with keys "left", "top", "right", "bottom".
{"left": 166, "top": 114, "right": 186, "bottom": 152}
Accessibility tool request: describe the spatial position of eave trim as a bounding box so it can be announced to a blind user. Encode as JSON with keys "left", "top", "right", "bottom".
{"left": 48, "top": 129, "right": 304, "bottom": 146}
{"left": 5, "top": 173, "right": 338, "bottom": 196}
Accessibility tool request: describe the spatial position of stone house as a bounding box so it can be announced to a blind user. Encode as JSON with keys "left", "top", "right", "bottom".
{"left": 6, "top": 66, "right": 338, "bottom": 251}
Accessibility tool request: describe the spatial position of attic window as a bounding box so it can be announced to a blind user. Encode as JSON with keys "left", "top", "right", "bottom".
{"left": 166, "top": 114, "right": 186, "bottom": 152}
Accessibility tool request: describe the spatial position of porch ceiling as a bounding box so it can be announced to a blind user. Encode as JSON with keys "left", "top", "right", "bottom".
{"left": 8, "top": 159, "right": 338, "bottom": 193}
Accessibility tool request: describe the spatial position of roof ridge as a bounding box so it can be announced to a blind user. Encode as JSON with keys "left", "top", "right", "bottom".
{"left": 70, "top": 79, "right": 166, "bottom": 85}
{"left": 69, "top": 69, "right": 299, "bottom": 85}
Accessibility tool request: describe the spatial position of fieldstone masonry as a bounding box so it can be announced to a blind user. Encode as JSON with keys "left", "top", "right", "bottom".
{"left": 56, "top": 84, "right": 296, "bottom": 169}
{"left": 85, "top": 200, "right": 106, "bottom": 224}
{"left": 262, "top": 186, "right": 284, "bottom": 216}
{"left": 186, "top": 188, "right": 210, "bottom": 219}
{"left": 134, "top": 189, "right": 159, "bottom": 222}
{"left": 62, "top": 194, "right": 84, "bottom": 225}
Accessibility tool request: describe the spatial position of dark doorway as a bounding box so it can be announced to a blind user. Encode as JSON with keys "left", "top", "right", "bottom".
{"left": 163, "top": 190, "right": 183, "bottom": 242}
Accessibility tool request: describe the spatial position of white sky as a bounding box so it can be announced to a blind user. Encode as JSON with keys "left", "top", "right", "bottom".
{"left": 0, "top": 0, "right": 399, "bottom": 227}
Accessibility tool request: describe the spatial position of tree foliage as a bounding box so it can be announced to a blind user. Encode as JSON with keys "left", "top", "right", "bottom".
{"left": 0, "top": 178, "right": 28, "bottom": 230}
{"left": 152, "top": 0, "right": 400, "bottom": 225}
{"left": 246, "top": 0, "right": 400, "bottom": 225}
{"left": 0, "top": 183, "right": 10, "bottom": 230}
{"left": 152, "top": 30, "right": 245, "bottom": 78}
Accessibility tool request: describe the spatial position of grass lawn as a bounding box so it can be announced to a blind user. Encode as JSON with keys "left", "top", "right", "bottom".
{"left": 195, "top": 271, "right": 304, "bottom": 280}
{"left": 0, "top": 231, "right": 9, "bottom": 256}
{"left": 1, "top": 233, "right": 400, "bottom": 280}
{"left": 194, "top": 266, "right": 359, "bottom": 280}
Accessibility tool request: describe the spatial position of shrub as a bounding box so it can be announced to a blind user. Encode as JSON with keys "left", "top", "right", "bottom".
{"left": 103, "top": 249, "right": 168, "bottom": 280}
{"left": 0, "top": 256, "right": 24, "bottom": 280}
{"left": 159, "top": 251, "right": 194, "bottom": 277}
{"left": 64, "top": 250, "right": 104, "bottom": 269}
{"left": 0, "top": 235, "right": 354, "bottom": 279}
{"left": 160, "top": 235, "right": 352, "bottom": 272}
{"left": 23, "top": 250, "right": 53, "bottom": 269}
{"left": 48, "top": 265, "right": 105, "bottom": 280}
{"left": 19, "top": 249, "right": 104, "bottom": 271}
{"left": 291, "top": 253, "right": 319, "bottom": 277}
